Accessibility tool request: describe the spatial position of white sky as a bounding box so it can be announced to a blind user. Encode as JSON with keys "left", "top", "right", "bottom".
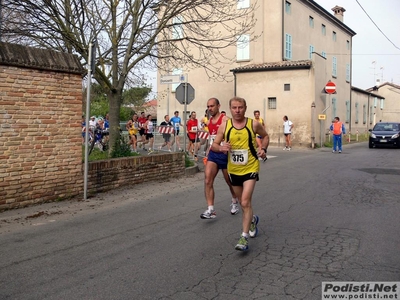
{"left": 314, "top": 0, "right": 400, "bottom": 89}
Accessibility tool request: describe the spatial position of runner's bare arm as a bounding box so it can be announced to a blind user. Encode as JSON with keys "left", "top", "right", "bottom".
{"left": 254, "top": 121, "right": 269, "bottom": 156}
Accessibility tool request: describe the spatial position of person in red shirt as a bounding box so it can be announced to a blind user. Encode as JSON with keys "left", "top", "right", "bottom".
{"left": 137, "top": 112, "right": 147, "bottom": 148}
{"left": 186, "top": 111, "right": 200, "bottom": 160}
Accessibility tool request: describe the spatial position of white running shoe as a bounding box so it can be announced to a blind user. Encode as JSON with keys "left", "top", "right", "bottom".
{"left": 230, "top": 202, "right": 239, "bottom": 215}
{"left": 200, "top": 209, "right": 216, "bottom": 219}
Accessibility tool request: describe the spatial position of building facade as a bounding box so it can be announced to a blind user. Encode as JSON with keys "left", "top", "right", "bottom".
{"left": 157, "top": 0, "right": 358, "bottom": 147}
{"left": 366, "top": 82, "right": 400, "bottom": 123}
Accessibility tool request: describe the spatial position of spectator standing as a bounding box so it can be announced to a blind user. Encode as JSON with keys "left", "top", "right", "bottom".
{"left": 186, "top": 111, "right": 200, "bottom": 160}
{"left": 138, "top": 112, "right": 147, "bottom": 147}
{"left": 81, "top": 115, "right": 86, "bottom": 144}
{"left": 89, "top": 116, "right": 96, "bottom": 128}
{"left": 200, "top": 110, "right": 209, "bottom": 155}
{"left": 127, "top": 114, "right": 139, "bottom": 153}
{"left": 142, "top": 114, "right": 155, "bottom": 153}
{"left": 170, "top": 111, "right": 183, "bottom": 151}
{"left": 159, "top": 115, "right": 173, "bottom": 152}
{"left": 283, "top": 115, "right": 294, "bottom": 150}
{"left": 211, "top": 96, "right": 269, "bottom": 251}
{"left": 200, "top": 97, "right": 239, "bottom": 219}
{"left": 330, "top": 117, "right": 346, "bottom": 153}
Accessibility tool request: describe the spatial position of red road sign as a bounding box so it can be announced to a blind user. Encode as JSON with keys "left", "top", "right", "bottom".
{"left": 325, "top": 81, "right": 336, "bottom": 94}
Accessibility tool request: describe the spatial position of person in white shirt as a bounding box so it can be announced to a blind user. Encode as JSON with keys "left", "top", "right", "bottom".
{"left": 283, "top": 115, "right": 294, "bottom": 150}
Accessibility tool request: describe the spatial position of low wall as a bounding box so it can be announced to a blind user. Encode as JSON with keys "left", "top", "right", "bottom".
{"left": 87, "top": 152, "right": 186, "bottom": 195}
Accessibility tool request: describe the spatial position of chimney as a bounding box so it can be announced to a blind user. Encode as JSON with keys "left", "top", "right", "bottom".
{"left": 332, "top": 6, "right": 346, "bottom": 22}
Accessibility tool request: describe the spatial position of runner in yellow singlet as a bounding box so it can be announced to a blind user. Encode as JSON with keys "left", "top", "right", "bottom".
{"left": 211, "top": 96, "right": 269, "bottom": 251}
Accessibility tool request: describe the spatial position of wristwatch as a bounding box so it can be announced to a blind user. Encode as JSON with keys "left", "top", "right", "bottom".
{"left": 261, "top": 148, "right": 267, "bottom": 154}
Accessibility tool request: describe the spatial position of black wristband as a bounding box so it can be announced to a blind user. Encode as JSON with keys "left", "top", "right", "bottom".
{"left": 262, "top": 148, "right": 267, "bottom": 153}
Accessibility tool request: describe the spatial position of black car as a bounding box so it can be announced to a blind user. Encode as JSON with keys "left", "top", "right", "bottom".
{"left": 369, "top": 122, "right": 400, "bottom": 148}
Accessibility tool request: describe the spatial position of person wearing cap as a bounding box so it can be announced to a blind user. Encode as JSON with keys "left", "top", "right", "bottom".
{"left": 89, "top": 116, "right": 96, "bottom": 127}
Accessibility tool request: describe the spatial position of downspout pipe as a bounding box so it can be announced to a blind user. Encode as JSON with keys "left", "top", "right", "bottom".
{"left": 233, "top": 72, "right": 237, "bottom": 96}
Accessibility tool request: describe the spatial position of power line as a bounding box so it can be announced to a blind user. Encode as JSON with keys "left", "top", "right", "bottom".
{"left": 355, "top": 0, "right": 400, "bottom": 51}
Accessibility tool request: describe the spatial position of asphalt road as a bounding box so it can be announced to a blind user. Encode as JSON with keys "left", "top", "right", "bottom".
{"left": 0, "top": 143, "right": 399, "bottom": 300}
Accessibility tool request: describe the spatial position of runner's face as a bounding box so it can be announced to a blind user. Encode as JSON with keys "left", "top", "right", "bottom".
{"left": 254, "top": 112, "right": 260, "bottom": 118}
{"left": 206, "top": 100, "right": 219, "bottom": 117}
{"left": 230, "top": 101, "right": 246, "bottom": 120}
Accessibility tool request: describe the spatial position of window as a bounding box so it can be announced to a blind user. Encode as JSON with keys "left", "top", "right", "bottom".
{"left": 374, "top": 97, "right": 377, "bottom": 108}
{"left": 172, "top": 16, "right": 184, "bottom": 39}
{"left": 332, "top": 31, "right": 337, "bottom": 42}
{"left": 355, "top": 102, "right": 359, "bottom": 124}
{"left": 363, "top": 104, "right": 367, "bottom": 124}
{"left": 309, "top": 45, "right": 314, "bottom": 59}
{"left": 309, "top": 16, "right": 314, "bottom": 28}
{"left": 285, "top": 1, "right": 291, "bottom": 14}
{"left": 369, "top": 106, "right": 373, "bottom": 124}
{"left": 332, "top": 56, "right": 337, "bottom": 77}
{"left": 346, "top": 64, "right": 350, "bottom": 82}
{"left": 237, "top": 34, "right": 250, "bottom": 60}
{"left": 268, "top": 97, "right": 277, "bottom": 109}
{"left": 284, "top": 84, "right": 290, "bottom": 91}
{"left": 285, "top": 34, "right": 292, "bottom": 60}
{"left": 332, "top": 98, "right": 337, "bottom": 118}
{"left": 237, "top": 0, "right": 250, "bottom": 9}
{"left": 345, "top": 100, "right": 350, "bottom": 123}
{"left": 321, "top": 51, "right": 326, "bottom": 58}
{"left": 171, "top": 68, "right": 182, "bottom": 92}
{"left": 380, "top": 99, "right": 384, "bottom": 110}
{"left": 321, "top": 24, "right": 326, "bottom": 35}
{"left": 346, "top": 40, "right": 350, "bottom": 50}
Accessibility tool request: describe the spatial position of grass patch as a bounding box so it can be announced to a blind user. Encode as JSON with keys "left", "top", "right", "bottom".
{"left": 323, "top": 132, "right": 369, "bottom": 148}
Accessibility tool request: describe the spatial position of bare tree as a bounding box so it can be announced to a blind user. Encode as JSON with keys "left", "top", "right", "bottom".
{"left": 1, "top": 0, "right": 258, "bottom": 149}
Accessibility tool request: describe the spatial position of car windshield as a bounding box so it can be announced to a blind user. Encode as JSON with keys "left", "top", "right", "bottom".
{"left": 374, "top": 124, "right": 399, "bottom": 131}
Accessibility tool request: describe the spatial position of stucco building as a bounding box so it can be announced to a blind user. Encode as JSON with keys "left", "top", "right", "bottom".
{"left": 157, "top": 0, "right": 368, "bottom": 147}
{"left": 366, "top": 82, "right": 400, "bottom": 123}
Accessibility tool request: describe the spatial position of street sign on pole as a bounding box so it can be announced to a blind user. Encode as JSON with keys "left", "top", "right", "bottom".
{"left": 175, "top": 83, "right": 195, "bottom": 104}
{"left": 325, "top": 81, "right": 336, "bottom": 94}
{"left": 160, "top": 74, "right": 186, "bottom": 85}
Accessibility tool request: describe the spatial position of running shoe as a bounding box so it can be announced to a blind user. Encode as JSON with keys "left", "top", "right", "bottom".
{"left": 235, "top": 235, "right": 249, "bottom": 251}
{"left": 283, "top": 147, "right": 288, "bottom": 150}
{"left": 200, "top": 209, "right": 216, "bottom": 219}
{"left": 249, "top": 215, "right": 259, "bottom": 238}
{"left": 230, "top": 202, "right": 239, "bottom": 215}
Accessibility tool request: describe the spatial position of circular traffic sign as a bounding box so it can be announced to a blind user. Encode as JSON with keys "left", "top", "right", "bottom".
{"left": 325, "top": 81, "right": 336, "bottom": 94}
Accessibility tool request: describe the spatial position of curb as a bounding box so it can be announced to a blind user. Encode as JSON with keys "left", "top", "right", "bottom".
{"left": 185, "top": 164, "right": 199, "bottom": 176}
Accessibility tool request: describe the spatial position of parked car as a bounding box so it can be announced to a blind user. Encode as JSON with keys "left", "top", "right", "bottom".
{"left": 369, "top": 122, "right": 400, "bottom": 148}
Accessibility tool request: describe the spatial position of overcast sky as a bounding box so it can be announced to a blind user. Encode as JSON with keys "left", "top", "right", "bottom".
{"left": 315, "top": 0, "right": 400, "bottom": 89}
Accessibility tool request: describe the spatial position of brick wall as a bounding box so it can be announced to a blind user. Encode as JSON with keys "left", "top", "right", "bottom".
{"left": 0, "top": 43, "right": 189, "bottom": 211}
{"left": 0, "top": 43, "right": 83, "bottom": 210}
{"left": 87, "top": 153, "right": 186, "bottom": 195}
